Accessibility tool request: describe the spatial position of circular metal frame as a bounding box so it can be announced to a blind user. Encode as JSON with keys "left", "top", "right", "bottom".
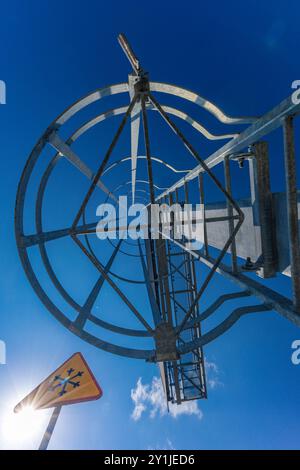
{"left": 15, "top": 80, "right": 249, "bottom": 359}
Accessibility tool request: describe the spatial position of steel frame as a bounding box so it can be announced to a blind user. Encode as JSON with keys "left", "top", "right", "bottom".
{"left": 15, "top": 34, "right": 300, "bottom": 403}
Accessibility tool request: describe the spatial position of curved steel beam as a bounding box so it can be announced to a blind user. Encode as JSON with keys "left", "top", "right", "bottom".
{"left": 178, "top": 290, "right": 251, "bottom": 331}
{"left": 113, "top": 179, "right": 168, "bottom": 193}
{"left": 56, "top": 83, "right": 129, "bottom": 126}
{"left": 15, "top": 143, "right": 154, "bottom": 355}
{"left": 102, "top": 155, "right": 191, "bottom": 177}
{"left": 35, "top": 156, "right": 150, "bottom": 336}
{"left": 15, "top": 78, "right": 254, "bottom": 360}
{"left": 70, "top": 105, "right": 238, "bottom": 144}
{"left": 89, "top": 314, "right": 150, "bottom": 337}
{"left": 17, "top": 247, "right": 153, "bottom": 359}
{"left": 178, "top": 304, "right": 272, "bottom": 352}
{"left": 149, "top": 82, "right": 258, "bottom": 124}
{"left": 52, "top": 80, "right": 255, "bottom": 130}
{"left": 151, "top": 104, "right": 238, "bottom": 140}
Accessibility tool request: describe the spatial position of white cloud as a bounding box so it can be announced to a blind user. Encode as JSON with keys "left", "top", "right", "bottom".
{"left": 131, "top": 402, "right": 146, "bottom": 421}
{"left": 131, "top": 358, "right": 222, "bottom": 421}
{"left": 205, "top": 359, "right": 223, "bottom": 390}
{"left": 148, "top": 438, "right": 175, "bottom": 450}
{"left": 169, "top": 399, "right": 203, "bottom": 419}
{"left": 131, "top": 378, "right": 148, "bottom": 420}
{"left": 207, "top": 377, "right": 223, "bottom": 390}
{"left": 166, "top": 438, "right": 175, "bottom": 450}
{"left": 130, "top": 376, "right": 203, "bottom": 421}
{"left": 204, "top": 359, "right": 218, "bottom": 373}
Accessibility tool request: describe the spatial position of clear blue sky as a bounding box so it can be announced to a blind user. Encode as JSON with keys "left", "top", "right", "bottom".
{"left": 1, "top": 0, "right": 300, "bottom": 450}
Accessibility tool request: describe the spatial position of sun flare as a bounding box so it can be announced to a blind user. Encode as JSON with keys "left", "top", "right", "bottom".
{"left": 1, "top": 402, "right": 49, "bottom": 449}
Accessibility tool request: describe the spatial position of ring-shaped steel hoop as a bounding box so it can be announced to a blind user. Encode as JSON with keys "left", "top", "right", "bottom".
{"left": 16, "top": 81, "right": 250, "bottom": 358}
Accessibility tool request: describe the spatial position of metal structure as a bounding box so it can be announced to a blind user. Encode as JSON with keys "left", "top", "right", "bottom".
{"left": 15, "top": 34, "right": 300, "bottom": 405}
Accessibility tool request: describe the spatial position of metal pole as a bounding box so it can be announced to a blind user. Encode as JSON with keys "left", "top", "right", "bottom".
{"left": 198, "top": 174, "right": 208, "bottom": 257}
{"left": 141, "top": 95, "right": 155, "bottom": 204}
{"left": 118, "top": 33, "right": 141, "bottom": 74}
{"left": 249, "top": 142, "right": 276, "bottom": 278}
{"left": 283, "top": 116, "right": 300, "bottom": 312}
{"left": 38, "top": 406, "right": 61, "bottom": 451}
{"left": 224, "top": 156, "right": 238, "bottom": 273}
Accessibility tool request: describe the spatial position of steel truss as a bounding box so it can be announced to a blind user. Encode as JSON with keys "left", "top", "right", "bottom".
{"left": 15, "top": 34, "right": 300, "bottom": 405}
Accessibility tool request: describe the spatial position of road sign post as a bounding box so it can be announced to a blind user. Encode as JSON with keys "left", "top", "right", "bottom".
{"left": 14, "top": 352, "right": 102, "bottom": 450}
{"left": 38, "top": 406, "right": 62, "bottom": 451}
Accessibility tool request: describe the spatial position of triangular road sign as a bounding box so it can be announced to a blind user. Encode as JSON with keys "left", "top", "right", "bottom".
{"left": 14, "top": 352, "right": 102, "bottom": 412}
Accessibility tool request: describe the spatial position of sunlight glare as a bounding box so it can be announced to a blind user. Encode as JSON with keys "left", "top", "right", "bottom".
{"left": 1, "top": 402, "right": 50, "bottom": 449}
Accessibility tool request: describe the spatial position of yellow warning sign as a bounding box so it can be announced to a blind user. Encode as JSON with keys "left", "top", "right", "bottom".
{"left": 14, "top": 352, "right": 102, "bottom": 412}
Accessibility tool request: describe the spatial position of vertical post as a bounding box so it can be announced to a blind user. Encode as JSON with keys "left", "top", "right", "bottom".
{"left": 198, "top": 174, "right": 208, "bottom": 257}
{"left": 38, "top": 406, "right": 61, "bottom": 450}
{"left": 223, "top": 157, "right": 237, "bottom": 273}
{"left": 168, "top": 192, "right": 182, "bottom": 405}
{"left": 249, "top": 142, "right": 276, "bottom": 278}
{"left": 141, "top": 96, "right": 155, "bottom": 205}
{"left": 184, "top": 182, "right": 191, "bottom": 246}
{"left": 283, "top": 116, "right": 300, "bottom": 312}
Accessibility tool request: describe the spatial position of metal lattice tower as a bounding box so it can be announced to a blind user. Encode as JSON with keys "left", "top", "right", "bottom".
{"left": 15, "top": 35, "right": 300, "bottom": 405}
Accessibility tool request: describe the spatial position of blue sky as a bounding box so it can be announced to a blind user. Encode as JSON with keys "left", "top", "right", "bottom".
{"left": 1, "top": 0, "right": 300, "bottom": 450}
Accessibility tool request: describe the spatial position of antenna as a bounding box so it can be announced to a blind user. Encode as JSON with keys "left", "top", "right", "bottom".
{"left": 118, "top": 33, "right": 141, "bottom": 75}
